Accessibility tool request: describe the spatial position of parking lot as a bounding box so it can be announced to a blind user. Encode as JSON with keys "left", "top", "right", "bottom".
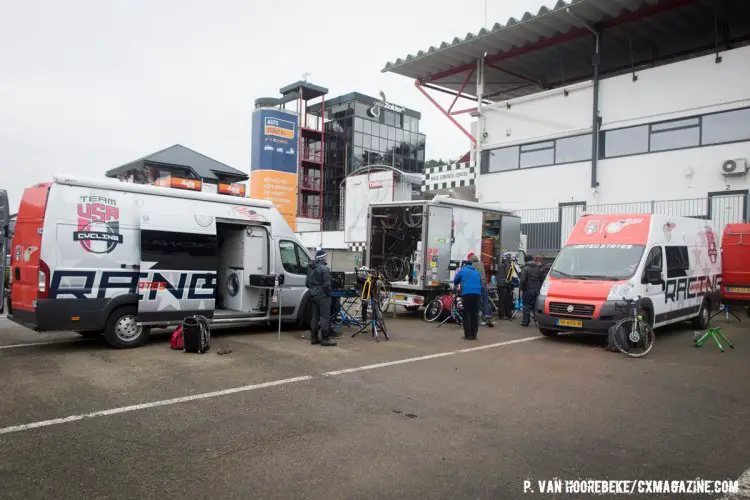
{"left": 0, "top": 311, "right": 748, "bottom": 499}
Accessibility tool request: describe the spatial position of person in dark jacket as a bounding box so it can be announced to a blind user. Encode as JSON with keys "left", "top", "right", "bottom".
{"left": 468, "top": 252, "right": 494, "bottom": 327}
{"left": 453, "top": 257, "right": 482, "bottom": 340}
{"left": 305, "top": 248, "right": 336, "bottom": 346}
{"left": 519, "top": 256, "right": 544, "bottom": 327}
{"left": 495, "top": 254, "right": 515, "bottom": 320}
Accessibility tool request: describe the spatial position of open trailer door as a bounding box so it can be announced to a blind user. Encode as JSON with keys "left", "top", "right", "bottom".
{"left": 0, "top": 190, "right": 9, "bottom": 313}
{"left": 425, "top": 204, "right": 454, "bottom": 286}
{"left": 137, "top": 212, "right": 217, "bottom": 325}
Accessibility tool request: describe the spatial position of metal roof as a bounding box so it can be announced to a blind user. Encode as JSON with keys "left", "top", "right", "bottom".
{"left": 308, "top": 92, "right": 423, "bottom": 119}
{"left": 106, "top": 144, "right": 248, "bottom": 182}
{"left": 383, "top": 0, "right": 750, "bottom": 102}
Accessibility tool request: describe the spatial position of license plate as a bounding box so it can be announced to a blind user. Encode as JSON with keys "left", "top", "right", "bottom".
{"left": 392, "top": 295, "right": 407, "bottom": 301}
{"left": 556, "top": 319, "right": 583, "bottom": 328}
{"left": 726, "top": 287, "right": 750, "bottom": 294}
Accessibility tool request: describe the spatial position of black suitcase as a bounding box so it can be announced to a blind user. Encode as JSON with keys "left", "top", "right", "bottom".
{"left": 183, "top": 316, "right": 210, "bottom": 354}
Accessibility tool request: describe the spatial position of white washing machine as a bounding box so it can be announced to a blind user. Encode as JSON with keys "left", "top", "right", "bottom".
{"left": 223, "top": 267, "right": 252, "bottom": 312}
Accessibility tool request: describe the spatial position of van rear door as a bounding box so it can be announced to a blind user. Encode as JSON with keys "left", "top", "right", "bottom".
{"left": 9, "top": 184, "right": 50, "bottom": 322}
{"left": 137, "top": 212, "right": 217, "bottom": 325}
{"left": 721, "top": 224, "right": 750, "bottom": 303}
{"left": 0, "top": 189, "right": 9, "bottom": 313}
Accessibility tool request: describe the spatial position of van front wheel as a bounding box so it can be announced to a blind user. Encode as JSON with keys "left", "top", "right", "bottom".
{"left": 692, "top": 300, "right": 710, "bottom": 330}
{"left": 104, "top": 306, "right": 151, "bottom": 349}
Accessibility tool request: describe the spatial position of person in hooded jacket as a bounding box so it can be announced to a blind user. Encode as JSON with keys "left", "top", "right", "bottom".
{"left": 305, "top": 248, "right": 337, "bottom": 346}
{"left": 519, "top": 255, "right": 544, "bottom": 327}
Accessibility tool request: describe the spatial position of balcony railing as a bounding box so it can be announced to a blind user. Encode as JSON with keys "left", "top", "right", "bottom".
{"left": 300, "top": 176, "right": 321, "bottom": 190}
{"left": 301, "top": 149, "right": 323, "bottom": 163}
{"left": 301, "top": 114, "right": 324, "bottom": 132}
{"left": 298, "top": 204, "right": 321, "bottom": 219}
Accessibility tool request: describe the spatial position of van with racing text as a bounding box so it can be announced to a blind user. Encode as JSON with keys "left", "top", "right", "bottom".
{"left": 9, "top": 175, "right": 315, "bottom": 348}
{"left": 535, "top": 213, "right": 721, "bottom": 337}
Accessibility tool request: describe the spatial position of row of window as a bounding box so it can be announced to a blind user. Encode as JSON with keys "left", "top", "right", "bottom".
{"left": 481, "top": 106, "right": 750, "bottom": 173}
{"left": 326, "top": 101, "right": 420, "bottom": 132}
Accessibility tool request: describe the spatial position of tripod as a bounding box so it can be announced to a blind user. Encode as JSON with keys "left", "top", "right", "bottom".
{"left": 694, "top": 326, "right": 734, "bottom": 352}
{"left": 710, "top": 303, "right": 742, "bottom": 322}
{"left": 353, "top": 270, "right": 389, "bottom": 341}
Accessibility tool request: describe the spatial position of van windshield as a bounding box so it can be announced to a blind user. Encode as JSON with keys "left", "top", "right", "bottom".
{"left": 549, "top": 244, "right": 646, "bottom": 281}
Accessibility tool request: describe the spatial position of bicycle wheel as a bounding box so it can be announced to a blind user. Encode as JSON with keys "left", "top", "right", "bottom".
{"left": 424, "top": 297, "right": 444, "bottom": 322}
{"left": 378, "top": 282, "right": 391, "bottom": 313}
{"left": 611, "top": 317, "right": 655, "bottom": 358}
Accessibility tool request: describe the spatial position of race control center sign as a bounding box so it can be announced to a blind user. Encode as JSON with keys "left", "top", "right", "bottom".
{"left": 250, "top": 108, "right": 299, "bottom": 230}
{"left": 422, "top": 161, "right": 476, "bottom": 192}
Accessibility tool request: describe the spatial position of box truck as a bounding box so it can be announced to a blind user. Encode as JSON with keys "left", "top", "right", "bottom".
{"left": 9, "top": 175, "right": 314, "bottom": 348}
{"left": 365, "top": 196, "right": 521, "bottom": 309}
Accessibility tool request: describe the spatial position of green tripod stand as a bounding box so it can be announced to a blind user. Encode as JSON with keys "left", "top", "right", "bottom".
{"left": 693, "top": 327, "right": 734, "bottom": 352}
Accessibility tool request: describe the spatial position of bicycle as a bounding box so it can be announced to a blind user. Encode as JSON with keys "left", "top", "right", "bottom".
{"left": 424, "top": 292, "right": 454, "bottom": 322}
{"left": 609, "top": 296, "right": 655, "bottom": 358}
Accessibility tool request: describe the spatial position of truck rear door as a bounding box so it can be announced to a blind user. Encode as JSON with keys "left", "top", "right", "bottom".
{"left": 137, "top": 212, "right": 217, "bottom": 324}
{"left": 0, "top": 190, "right": 9, "bottom": 313}
{"left": 425, "top": 205, "right": 453, "bottom": 286}
{"left": 721, "top": 224, "right": 750, "bottom": 302}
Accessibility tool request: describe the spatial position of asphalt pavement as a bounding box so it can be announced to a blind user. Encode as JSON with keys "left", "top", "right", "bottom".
{"left": 0, "top": 312, "right": 748, "bottom": 499}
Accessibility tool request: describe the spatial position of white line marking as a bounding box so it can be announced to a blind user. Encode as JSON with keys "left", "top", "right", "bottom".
{"left": 0, "top": 339, "right": 87, "bottom": 350}
{"left": 324, "top": 352, "right": 456, "bottom": 376}
{"left": 0, "top": 376, "right": 312, "bottom": 436}
{"left": 0, "top": 335, "right": 542, "bottom": 436}
{"left": 457, "top": 336, "right": 543, "bottom": 353}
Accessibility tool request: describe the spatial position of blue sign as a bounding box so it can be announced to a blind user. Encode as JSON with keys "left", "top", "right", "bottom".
{"left": 250, "top": 108, "right": 299, "bottom": 175}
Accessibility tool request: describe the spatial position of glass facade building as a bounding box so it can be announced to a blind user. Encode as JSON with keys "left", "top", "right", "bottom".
{"left": 309, "top": 93, "right": 425, "bottom": 230}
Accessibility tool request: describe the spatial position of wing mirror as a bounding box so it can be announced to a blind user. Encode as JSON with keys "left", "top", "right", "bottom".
{"left": 644, "top": 266, "right": 662, "bottom": 285}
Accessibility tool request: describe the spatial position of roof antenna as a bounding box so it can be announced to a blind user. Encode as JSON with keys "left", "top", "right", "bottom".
{"left": 302, "top": 72, "right": 311, "bottom": 82}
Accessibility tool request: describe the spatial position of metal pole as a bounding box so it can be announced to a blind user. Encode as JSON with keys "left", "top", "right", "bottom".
{"left": 590, "top": 30, "right": 601, "bottom": 188}
{"left": 276, "top": 276, "right": 282, "bottom": 342}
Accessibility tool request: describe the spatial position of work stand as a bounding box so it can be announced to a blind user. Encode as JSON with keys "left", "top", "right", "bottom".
{"left": 694, "top": 327, "right": 734, "bottom": 352}
{"left": 352, "top": 296, "right": 388, "bottom": 342}
{"left": 710, "top": 304, "right": 742, "bottom": 323}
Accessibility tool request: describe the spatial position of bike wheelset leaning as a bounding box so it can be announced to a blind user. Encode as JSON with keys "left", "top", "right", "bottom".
{"left": 609, "top": 317, "right": 655, "bottom": 358}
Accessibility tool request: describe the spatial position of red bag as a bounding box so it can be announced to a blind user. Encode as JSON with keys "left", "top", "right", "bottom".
{"left": 170, "top": 326, "right": 184, "bottom": 350}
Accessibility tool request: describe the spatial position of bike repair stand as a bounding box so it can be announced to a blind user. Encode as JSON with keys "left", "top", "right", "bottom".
{"left": 353, "top": 294, "right": 388, "bottom": 342}
{"left": 271, "top": 274, "right": 282, "bottom": 342}
{"left": 694, "top": 326, "right": 734, "bottom": 352}
{"left": 710, "top": 303, "right": 742, "bottom": 323}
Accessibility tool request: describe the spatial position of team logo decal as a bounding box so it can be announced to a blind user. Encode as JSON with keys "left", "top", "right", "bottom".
{"left": 704, "top": 227, "right": 718, "bottom": 264}
{"left": 605, "top": 218, "right": 643, "bottom": 234}
{"left": 584, "top": 220, "right": 601, "bottom": 234}
{"left": 662, "top": 222, "right": 676, "bottom": 242}
{"left": 23, "top": 245, "right": 38, "bottom": 262}
{"left": 73, "top": 195, "right": 123, "bottom": 254}
{"left": 232, "top": 206, "right": 267, "bottom": 223}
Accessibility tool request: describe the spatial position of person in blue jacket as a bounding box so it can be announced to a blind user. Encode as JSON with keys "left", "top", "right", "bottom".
{"left": 453, "top": 255, "right": 482, "bottom": 340}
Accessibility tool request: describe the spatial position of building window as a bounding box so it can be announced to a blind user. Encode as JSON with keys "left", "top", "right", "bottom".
{"left": 486, "top": 146, "right": 520, "bottom": 172}
{"left": 649, "top": 117, "right": 700, "bottom": 152}
{"left": 354, "top": 102, "right": 369, "bottom": 117}
{"left": 555, "top": 134, "right": 592, "bottom": 164}
{"left": 384, "top": 110, "right": 396, "bottom": 126}
{"left": 354, "top": 117, "right": 363, "bottom": 132}
{"left": 354, "top": 132, "right": 362, "bottom": 147}
{"left": 362, "top": 119, "right": 372, "bottom": 135}
{"left": 387, "top": 126, "right": 395, "bottom": 141}
{"left": 520, "top": 141, "right": 554, "bottom": 168}
{"left": 603, "top": 125, "right": 649, "bottom": 158}
{"left": 702, "top": 107, "right": 750, "bottom": 145}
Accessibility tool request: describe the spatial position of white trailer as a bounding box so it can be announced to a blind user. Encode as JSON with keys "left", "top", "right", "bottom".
{"left": 365, "top": 196, "right": 521, "bottom": 309}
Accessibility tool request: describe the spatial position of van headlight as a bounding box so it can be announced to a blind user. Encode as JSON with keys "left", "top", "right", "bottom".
{"left": 539, "top": 279, "right": 550, "bottom": 295}
{"left": 607, "top": 283, "right": 633, "bottom": 301}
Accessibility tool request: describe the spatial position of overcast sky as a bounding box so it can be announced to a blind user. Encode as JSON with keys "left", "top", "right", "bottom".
{"left": 1, "top": 0, "right": 548, "bottom": 211}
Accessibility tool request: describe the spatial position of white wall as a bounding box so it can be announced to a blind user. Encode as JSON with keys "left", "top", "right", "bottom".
{"left": 295, "top": 217, "right": 321, "bottom": 232}
{"left": 476, "top": 44, "right": 750, "bottom": 210}
{"left": 296, "top": 230, "right": 347, "bottom": 250}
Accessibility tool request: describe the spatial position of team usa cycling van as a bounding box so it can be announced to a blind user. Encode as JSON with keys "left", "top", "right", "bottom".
{"left": 535, "top": 213, "right": 721, "bottom": 337}
{"left": 9, "top": 175, "right": 314, "bottom": 348}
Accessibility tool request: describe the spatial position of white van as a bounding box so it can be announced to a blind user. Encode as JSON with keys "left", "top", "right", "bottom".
{"left": 535, "top": 213, "right": 721, "bottom": 336}
{"left": 9, "top": 175, "right": 315, "bottom": 348}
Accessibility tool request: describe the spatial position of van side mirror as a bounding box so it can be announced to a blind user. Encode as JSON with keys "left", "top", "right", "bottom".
{"left": 644, "top": 266, "right": 662, "bottom": 285}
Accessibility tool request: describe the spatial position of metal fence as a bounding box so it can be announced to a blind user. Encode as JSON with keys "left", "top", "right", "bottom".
{"left": 516, "top": 193, "right": 749, "bottom": 255}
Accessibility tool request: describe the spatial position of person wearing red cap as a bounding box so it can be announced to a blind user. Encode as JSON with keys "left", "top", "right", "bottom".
{"left": 468, "top": 252, "right": 494, "bottom": 327}
{"left": 453, "top": 255, "right": 482, "bottom": 340}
